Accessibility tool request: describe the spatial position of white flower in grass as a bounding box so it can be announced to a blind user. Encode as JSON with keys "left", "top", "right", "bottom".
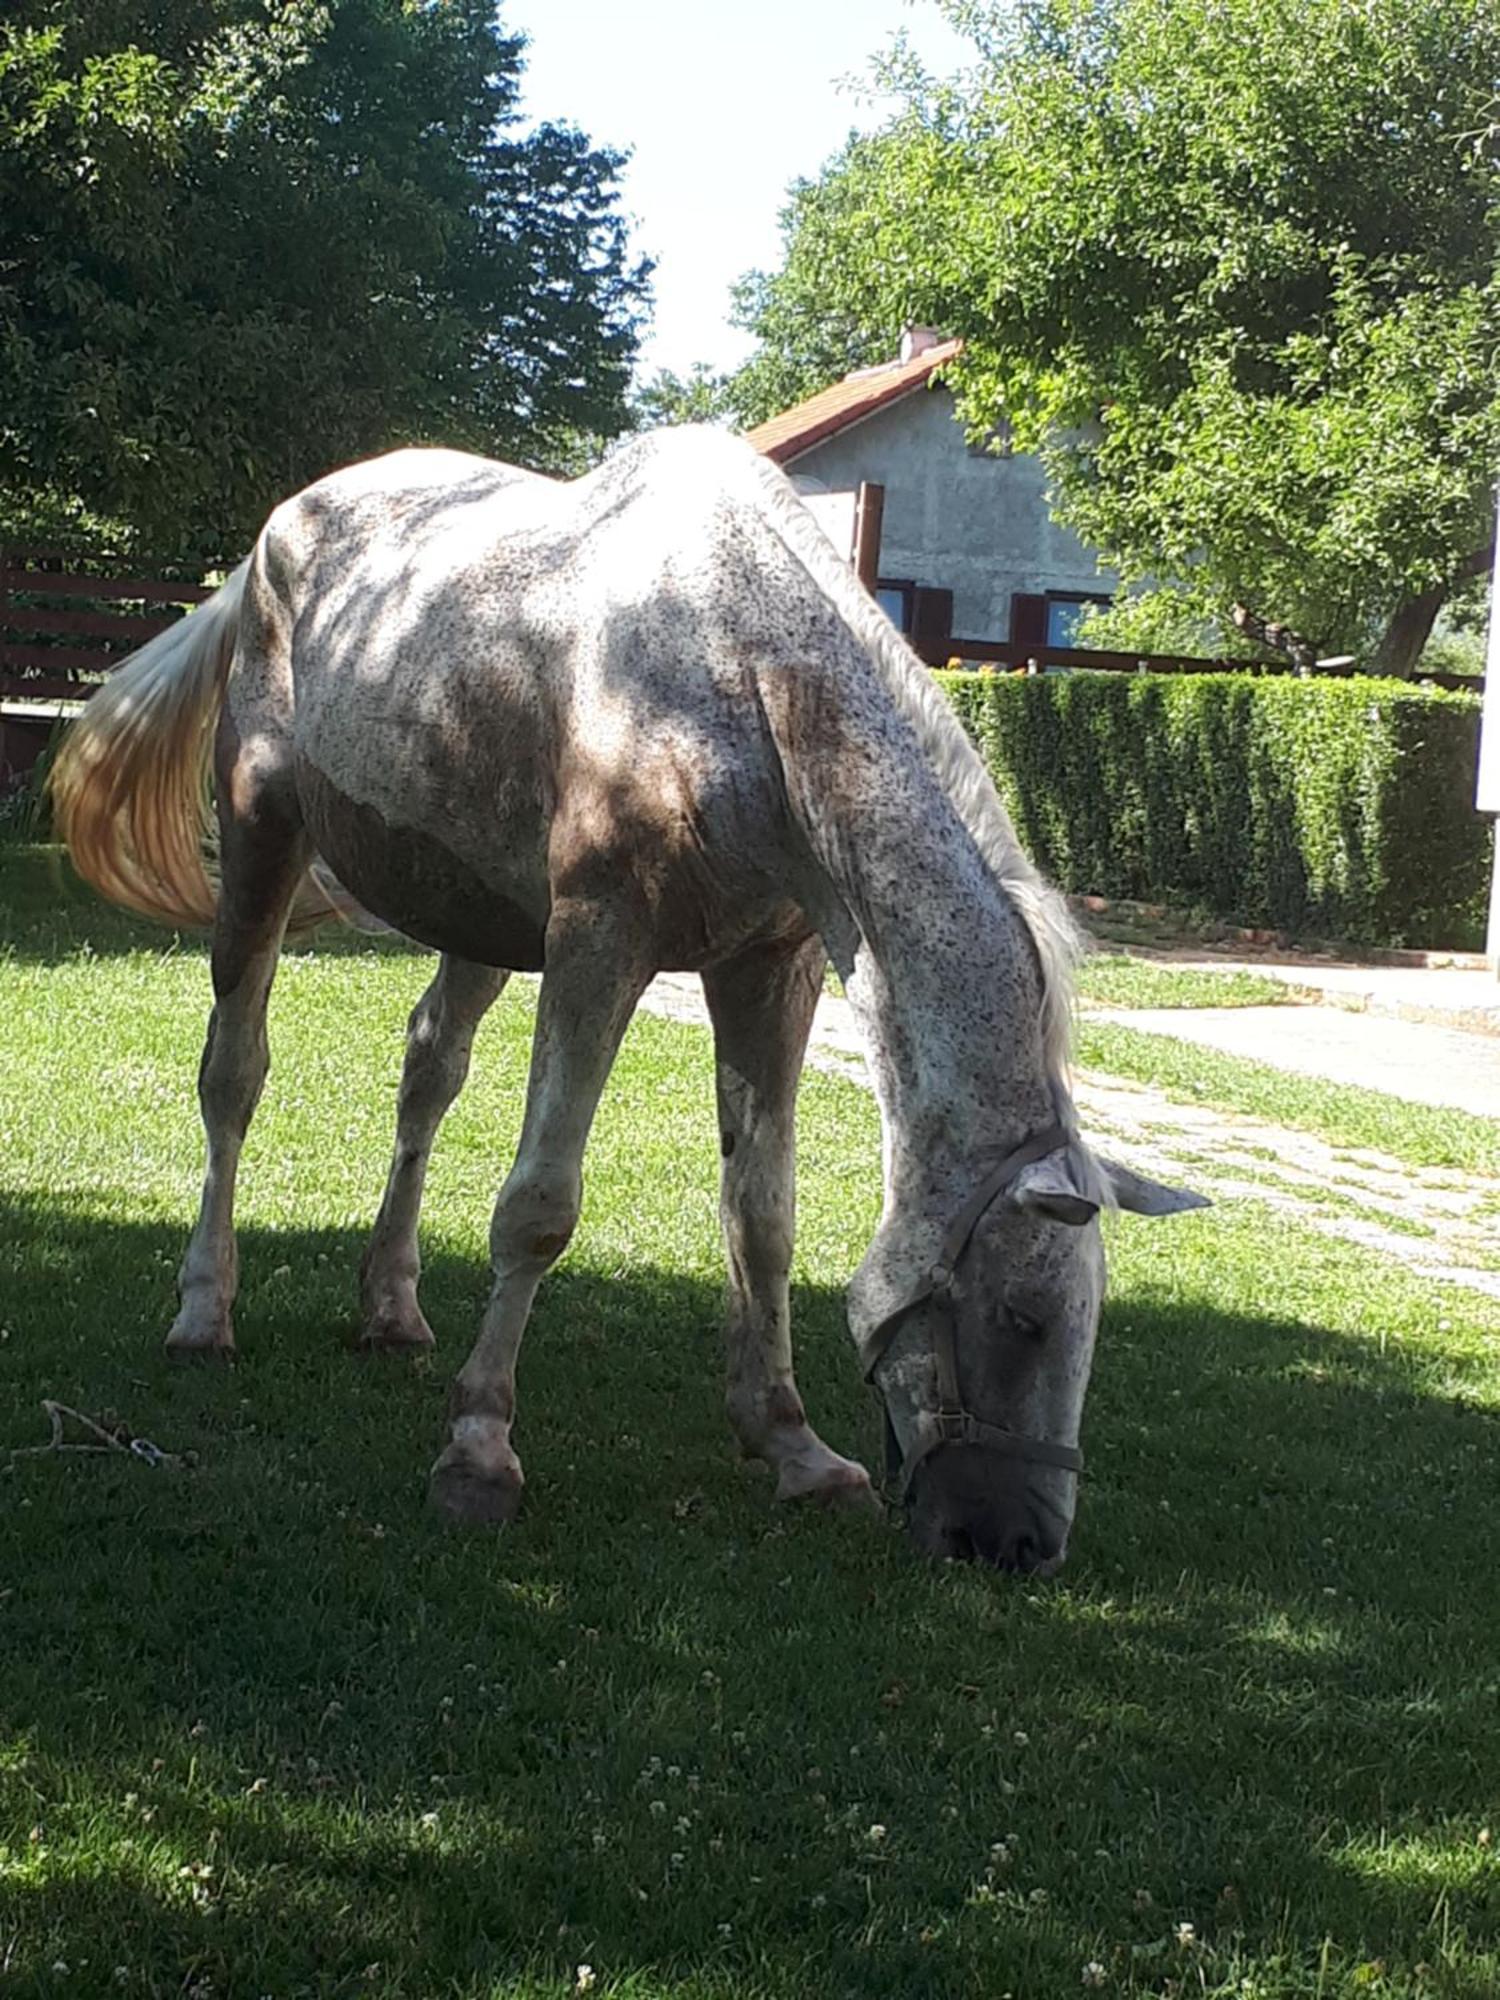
{"left": 1175, "top": 1921, "right": 1195, "bottom": 1947}
{"left": 574, "top": 1968, "right": 596, "bottom": 1994}
{"left": 419, "top": 1810, "right": 439, "bottom": 1830}
{"left": 1082, "top": 1965, "right": 1107, "bottom": 1989}
{"left": 866, "top": 1823, "right": 887, "bottom": 1843}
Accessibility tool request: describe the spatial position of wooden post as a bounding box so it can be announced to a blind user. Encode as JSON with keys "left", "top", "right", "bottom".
{"left": 853, "top": 482, "right": 884, "bottom": 596}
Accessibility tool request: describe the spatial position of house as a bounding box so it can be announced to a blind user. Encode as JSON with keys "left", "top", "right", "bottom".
{"left": 744, "top": 328, "right": 1115, "bottom": 659}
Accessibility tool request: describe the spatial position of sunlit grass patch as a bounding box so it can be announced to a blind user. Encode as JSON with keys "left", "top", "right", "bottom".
{"left": 1080, "top": 1021, "right": 1500, "bottom": 1176}
{"left": 1076, "top": 954, "right": 1298, "bottom": 1010}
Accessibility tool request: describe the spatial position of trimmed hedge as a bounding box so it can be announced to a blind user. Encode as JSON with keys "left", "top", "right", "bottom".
{"left": 935, "top": 670, "right": 1492, "bottom": 950}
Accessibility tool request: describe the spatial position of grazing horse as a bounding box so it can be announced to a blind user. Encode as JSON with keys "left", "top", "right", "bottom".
{"left": 52, "top": 428, "right": 1203, "bottom": 1571}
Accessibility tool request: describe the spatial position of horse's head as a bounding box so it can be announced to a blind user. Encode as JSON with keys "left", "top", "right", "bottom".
{"left": 853, "top": 1134, "right": 1206, "bottom": 1573}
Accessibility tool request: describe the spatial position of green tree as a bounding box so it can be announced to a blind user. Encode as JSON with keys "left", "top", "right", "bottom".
{"left": 724, "top": 137, "right": 901, "bottom": 429}
{"left": 731, "top": 0, "right": 1500, "bottom": 672}
{"left": 0, "top": 0, "right": 649, "bottom": 556}
{"left": 632, "top": 362, "right": 733, "bottom": 429}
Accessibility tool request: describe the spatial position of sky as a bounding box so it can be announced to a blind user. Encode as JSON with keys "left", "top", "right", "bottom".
{"left": 506, "top": 0, "right": 972, "bottom": 381}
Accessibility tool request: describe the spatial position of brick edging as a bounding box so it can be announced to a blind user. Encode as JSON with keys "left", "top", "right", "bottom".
{"left": 1068, "top": 893, "right": 1489, "bottom": 971}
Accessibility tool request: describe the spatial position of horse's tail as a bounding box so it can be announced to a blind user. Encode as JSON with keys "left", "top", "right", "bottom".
{"left": 49, "top": 560, "right": 251, "bottom": 928}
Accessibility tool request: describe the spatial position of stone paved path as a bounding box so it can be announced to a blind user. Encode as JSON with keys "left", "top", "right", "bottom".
{"left": 637, "top": 974, "right": 1500, "bottom": 1304}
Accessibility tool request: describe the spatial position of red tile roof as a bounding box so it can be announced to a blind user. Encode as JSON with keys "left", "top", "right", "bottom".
{"left": 744, "top": 338, "right": 963, "bottom": 464}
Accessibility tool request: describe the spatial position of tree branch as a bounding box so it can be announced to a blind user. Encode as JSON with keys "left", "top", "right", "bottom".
{"left": 1231, "top": 604, "right": 1320, "bottom": 673}
{"left": 1453, "top": 538, "right": 1496, "bottom": 582}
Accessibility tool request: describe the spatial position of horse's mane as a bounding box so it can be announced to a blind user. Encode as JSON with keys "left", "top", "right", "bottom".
{"left": 722, "top": 437, "right": 1083, "bottom": 1094}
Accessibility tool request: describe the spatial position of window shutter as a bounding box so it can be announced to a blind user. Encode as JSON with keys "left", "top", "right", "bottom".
{"left": 910, "top": 586, "right": 954, "bottom": 663}
{"left": 1009, "top": 592, "right": 1048, "bottom": 646}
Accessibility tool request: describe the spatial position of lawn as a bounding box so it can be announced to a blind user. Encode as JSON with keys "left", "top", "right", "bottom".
{"left": 3, "top": 850, "right": 1500, "bottom": 1999}
{"left": 1077, "top": 1021, "right": 1500, "bottom": 1178}
{"left": 833, "top": 950, "right": 1295, "bottom": 1016}
{"left": 1073, "top": 955, "right": 1296, "bottom": 1012}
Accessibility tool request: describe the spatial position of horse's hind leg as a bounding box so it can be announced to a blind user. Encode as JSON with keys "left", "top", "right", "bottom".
{"left": 428, "top": 897, "right": 653, "bottom": 1525}
{"left": 167, "top": 781, "right": 310, "bottom": 1357}
{"left": 702, "top": 935, "right": 875, "bottom": 1508}
{"left": 358, "top": 954, "right": 509, "bottom": 1351}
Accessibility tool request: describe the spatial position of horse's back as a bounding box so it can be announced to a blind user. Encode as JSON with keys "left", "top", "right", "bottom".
{"left": 240, "top": 437, "right": 816, "bottom": 970}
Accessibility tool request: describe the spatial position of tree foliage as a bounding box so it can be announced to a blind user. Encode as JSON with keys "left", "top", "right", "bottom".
{"left": 731, "top": 0, "right": 1500, "bottom": 669}
{"left": 723, "top": 145, "right": 901, "bottom": 429}
{"left": 631, "top": 362, "right": 733, "bottom": 430}
{"left": 0, "top": 0, "right": 649, "bottom": 555}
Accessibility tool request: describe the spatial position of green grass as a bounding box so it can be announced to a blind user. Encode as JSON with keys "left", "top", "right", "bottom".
{"left": 4, "top": 856, "right": 1500, "bottom": 1998}
{"left": 1074, "top": 954, "right": 1296, "bottom": 1011}
{"left": 832, "top": 947, "right": 1294, "bottom": 1014}
{"left": 1080, "top": 1021, "right": 1500, "bottom": 1178}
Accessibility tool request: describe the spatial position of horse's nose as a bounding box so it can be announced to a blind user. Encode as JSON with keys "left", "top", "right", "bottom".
{"left": 907, "top": 1447, "right": 1070, "bottom": 1573}
{"left": 969, "top": 1517, "right": 1065, "bottom": 1574}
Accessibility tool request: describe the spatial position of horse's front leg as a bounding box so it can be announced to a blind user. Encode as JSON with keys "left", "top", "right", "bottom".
{"left": 702, "top": 936, "right": 876, "bottom": 1509}
{"left": 358, "top": 954, "right": 510, "bottom": 1351}
{"left": 427, "top": 900, "right": 652, "bottom": 1525}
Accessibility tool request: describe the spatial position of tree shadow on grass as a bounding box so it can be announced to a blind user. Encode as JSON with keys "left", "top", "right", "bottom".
{"left": 3, "top": 1193, "right": 1499, "bottom": 1997}
{"left": 0, "top": 843, "right": 424, "bottom": 967}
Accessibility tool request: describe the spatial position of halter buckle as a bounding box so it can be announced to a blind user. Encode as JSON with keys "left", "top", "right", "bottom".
{"left": 933, "top": 1405, "right": 969, "bottom": 1445}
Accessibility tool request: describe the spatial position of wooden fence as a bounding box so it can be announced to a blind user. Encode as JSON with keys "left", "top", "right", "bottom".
{"left": 0, "top": 548, "right": 218, "bottom": 704}
{"left": 912, "top": 631, "right": 1477, "bottom": 691}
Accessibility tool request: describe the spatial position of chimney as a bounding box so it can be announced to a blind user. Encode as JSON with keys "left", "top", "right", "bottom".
{"left": 900, "top": 325, "right": 944, "bottom": 364}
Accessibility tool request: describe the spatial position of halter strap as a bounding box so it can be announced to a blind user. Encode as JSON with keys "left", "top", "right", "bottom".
{"left": 855, "top": 1121, "right": 1085, "bottom": 1502}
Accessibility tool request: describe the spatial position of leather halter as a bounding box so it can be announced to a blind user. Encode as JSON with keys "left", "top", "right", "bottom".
{"left": 855, "top": 1122, "right": 1086, "bottom": 1503}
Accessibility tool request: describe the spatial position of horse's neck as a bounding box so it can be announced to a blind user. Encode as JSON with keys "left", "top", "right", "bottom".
{"left": 840, "top": 859, "right": 1056, "bottom": 1209}
{"left": 759, "top": 640, "right": 1057, "bottom": 1199}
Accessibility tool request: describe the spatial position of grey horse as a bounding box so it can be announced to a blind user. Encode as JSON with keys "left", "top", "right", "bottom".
{"left": 52, "top": 428, "right": 1203, "bottom": 1571}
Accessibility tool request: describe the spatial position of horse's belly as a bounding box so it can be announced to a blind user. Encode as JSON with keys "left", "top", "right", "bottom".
{"left": 296, "top": 758, "right": 548, "bottom": 969}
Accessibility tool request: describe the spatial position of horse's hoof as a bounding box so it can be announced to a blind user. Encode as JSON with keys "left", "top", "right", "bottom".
{"left": 164, "top": 1319, "right": 236, "bottom": 1362}
{"left": 353, "top": 1308, "right": 436, "bottom": 1354}
{"left": 428, "top": 1454, "right": 524, "bottom": 1528}
{"left": 776, "top": 1458, "right": 880, "bottom": 1513}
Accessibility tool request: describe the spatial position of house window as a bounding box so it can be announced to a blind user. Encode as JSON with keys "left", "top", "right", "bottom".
{"left": 1044, "top": 592, "right": 1111, "bottom": 648}
{"left": 876, "top": 579, "right": 916, "bottom": 633}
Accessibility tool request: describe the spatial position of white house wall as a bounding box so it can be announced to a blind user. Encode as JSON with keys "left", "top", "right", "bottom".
{"left": 785, "top": 383, "right": 1114, "bottom": 642}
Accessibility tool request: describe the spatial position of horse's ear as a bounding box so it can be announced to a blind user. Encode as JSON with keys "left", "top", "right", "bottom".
{"left": 1098, "top": 1158, "right": 1210, "bottom": 1216}
{"left": 1011, "top": 1152, "right": 1100, "bottom": 1228}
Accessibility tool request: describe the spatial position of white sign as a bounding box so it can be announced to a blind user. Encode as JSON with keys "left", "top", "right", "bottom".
{"left": 800, "top": 489, "right": 859, "bottom": 564}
